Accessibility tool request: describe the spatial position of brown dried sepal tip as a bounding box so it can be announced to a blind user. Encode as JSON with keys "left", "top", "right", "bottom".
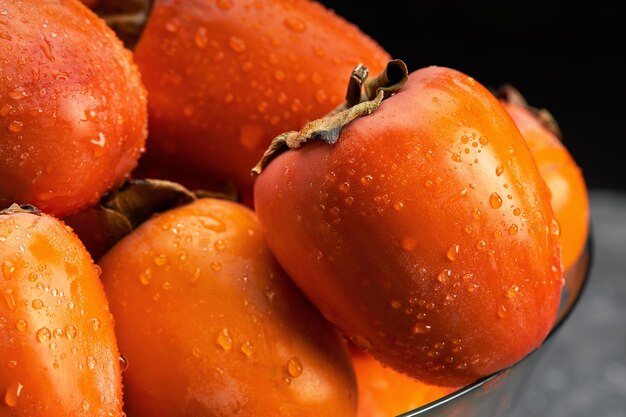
{"left": 92, "top": 0, "right": 154, "bottom": 49}
{"left": 252, "top": 59, "right": 409, "bottom": 175}
{"left": 96, "top": 178, "right": 238, "bottom": 253}
{"left": 496, "top": 84, "right": 562, "bottom": 141}
{"left": 0, "top": 204, "right": 41, "bottom": 216}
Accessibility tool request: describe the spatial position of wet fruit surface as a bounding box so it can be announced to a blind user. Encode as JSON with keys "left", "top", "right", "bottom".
{"left": 500, "top": 98, "right": 589, "bottom": 271}
{"left": 254, "top": 66, "right": 564, "bottom": 387}
{"left": 134, "top": 0, "right": 389, "bottom": 203}
{"left": 0, "top": 0, "right": 147, "bottom": 216}
{"left": 0, "top": 207, "right": 123, "bottom": 416}
{"left": 99, "top": 198, "right": 357, "bottom": 416}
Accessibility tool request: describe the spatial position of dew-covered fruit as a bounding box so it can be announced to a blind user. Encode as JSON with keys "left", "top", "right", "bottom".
{"left": 253, "top": 66, "right": 564, "bottom": 387}
{"left": 98, "top": 198, "right": 357, "bottom": 416}
{"left": 133, "top": 0, "right": 389, "bottom": 204}
{"left": 0, "top": 0, "right": 147, "bottom": 216}
{"left": 0, "top": 205, "right": 124, "bottom": 416}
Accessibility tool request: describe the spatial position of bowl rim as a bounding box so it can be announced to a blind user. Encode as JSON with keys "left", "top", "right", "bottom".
{"left": 397, "top": 230, "right": 595, "bottom": 416}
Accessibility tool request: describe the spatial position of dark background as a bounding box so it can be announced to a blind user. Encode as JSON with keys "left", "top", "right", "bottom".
{"left": 320, "top": 1, "right": 625, "bottom": 191}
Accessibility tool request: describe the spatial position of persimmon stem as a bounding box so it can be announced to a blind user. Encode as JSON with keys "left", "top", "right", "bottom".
{"left": 93, "top": 0, "right": 155, "bottom": 49}
{"left": 496, "top": 84, "right": 562, "bottom": 141}
{"left": 252, "top": 59, "right": 409, "bottom": 175}
{"left": 0, "top": 204, "right": 41, "bottom": 216}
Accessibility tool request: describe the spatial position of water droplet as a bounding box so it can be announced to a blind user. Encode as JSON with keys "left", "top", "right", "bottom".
{"left": 495, "top": 164, "right": 504, "bottom": 177}
{"left": 228, "top": 36, "right": 246, "bottom": 53}
{"left": 216, "top": 328, "right": 232, "bottom": 350}
{"left": 164, "top": 19, "right": 180, "bottom": 33}
{"left": 461, "top": 135, "right": 469, "bottom": 144}
{"left": 508, "top": 224, "right": 518, "bottom": 235}
{"left": 497, "top": 304, "right": 507, "bottom": 318}
{"left": 287, "top": 357, "right": 303, "bottom": 378}
{"left": 494, "top": 230, "right": 502, "bottom": 239}
{"left": 476, "top": 240, "right": 487, "bottom": 250}
{"left": 490, "top": 192, "right": 503, "bottom": 209}
{"left": 37, "top": 327, "right": 51, "bottom": 343}
{"left": 27, "top": 272, "right": 38, "bottom": 282}
{"left": 91, "top": 318, "right": 100, "bottom": 331}
{"left": 551, "top": 218, "right": 561, "bottom": 237}
{"left": 437, "top": 269, "right": 451, "bottom": 283}
{"left": 284, "top": 17, "right": 306, "bottom": 32}
{"left": 506, "top": 284, "right": 519, "bottom": 299}
{"left": 139, "top": 269, "right": 152, "bottom": 286}
{"left": 6, "top": 360, "right": 17, "bottom": 369}
{"left": 390, "top": 300, "right": 402, "bottom": 309}
{"left": 49, "top": 342, "right": 57, "bottom": 350}
{"left": 216, "top": 0, "right": 233, "bottom": 10}
{"left": 214, "top": 240, "right": 226, "bottom": 251}
{"left": 471, "top": 208, "right": 482, "bottom": 220}
{"left": 119, "top": 355, "right": 129, "bottom": 371}
{"left": 87, "top": 356, "right": 96, "bottom": 370}
{"left": 65, "top": 325, "right": 77, "bottom": 339}
{"left": 3, "top": 289, "right": 16, "bottom": 310}
{"left": 513, "top": 208, "right": 521, "bottom": 216}
{"left": 479, "top": 136, "right": 489, "bottom": 145}
{"left": 162, "top": 281, "right": 172, "bottom": 291}
{"left": 425, "top": 302, "right": 435, "bottom": 310}
{"left": 446, "top": 244, "right": 459, "bottom": 261}
{"left": 15, "top": 320, "right": 27, "bottom": 332}
{"left": 401, "top": 236, "right": 418, "bottom": 252}
{"left": 413, "top": 323, "right": 432, "bottom": 334}
{"left": 9, "top": 87, "right": 28, "bottom": 100}
{"left": 452, "top": 153, "right": 462, "bottom": 162}
{"left": 82, "top": 400, "right": 90, "bottom": 411}
{"left": 4, "top": 382, "right": 23, "bottom": 407}
{"left": 153, "top": 254, "right": 168, "bottom": 266}
{"left": 464, "top": 225, "right": 473, "bottom": 234}
{"left": 360, "top": 175, "right": 373, "bottom": 186}
{"left": 190, "top": 268, "right": 201, "bottom": 284}
{"left": 7, "top": 120, "right": 23, "bottom": 132}
{"left": 240, "top": 341, "right": 253, "bottom": 357}
{"left": 211, "top": 262, "right": 222, "bottom": 272}
{"left": 223, "top": 93, "right": 234, "bottom": 103}
{"left": 257, "top": 101, "right": 269, "bottom": 114}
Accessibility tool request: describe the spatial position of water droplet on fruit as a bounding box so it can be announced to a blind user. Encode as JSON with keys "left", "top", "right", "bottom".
{"left": 390, "top": 300, "right": 402, "bottom": 309}
{"left": 240, "top": 341, "right": 253, "bottom": 357}
{"left": 452, "top": 153, "right": 462, "bottom": 162}
{"left": 284, "top": 17, "right": 306, "bottom": 32}
{"left": 490, "top": 192, "right": 503, "bottom": 209}
{"left": 119, "top": 355, "right": 129, "bottom": 371}
{"left": 53, "top": 328, "right": 63, "bottom": 339}
{"left": 15, "top": 320, "right": 27, "bottom": 332}
{"left": 6, "top": 360, "right": 17, "bottom": 369}
{"left": 3, "top": 289, "right": 16, "bottom": 310}
{"left": 413, "top": 323, "right": 432, "bottom": 334}
{"left": 210, "top": 262, "right": 222, "bottom": 272}
{"left": 497, "top": 304, "right": 507, "bottom": 318}
{"left": 360, "top": 175, "right": 373, "bottom": 186}
{"left": 139, "top": 269, "right": 152, "bottom": 286}
{"left": 287, "top": 357, "right": 303, "bottom": 378}
{"left": 437, "top": 269, "right": 451, "bottom": 283}
{"left": 8, "top": 87, "right": 28, "bottom": 100}
{"left": 315, "top": 89, "right": 327, "bottom": 103}
{"left": 513, "top": 208, "right": 521, "bottom": 216}
{"left": 91, "top": 318, "right": 100, "bottom": 331}
{"left": 65, "top": 325, "right": 77, "bottom": 339}
{"left": 87, "top": 356, "right": 96, "bottom": 370}
{"left": 446, "top": 244, "right": 459, "bottom": 261}
{"left": 551, "top": 218, "right": 561, "bottom": 237}
{"left": 82, "top": 400, "right": 90, "bottom": 411}
{"left": 2, "top": 264, "right": 16, "bottom": 282}
{"left": 37, "top": 327, "right": 51, "bottom": 343}
{"left": 508, "top": 224, "right": 518, "bottom": 235}
{"left": 164, "top": 19, "right": 180, "bottom": 33}
{"left": 228, "top": 36, "right": 246, "bottom": 53}
{"left": 506, "top": 285, "right": 519, "bottom": 299}
{"left": 216, "top": 328, "right": 232, "bottom": 350}
{"left": 471, "top": 208, "right": 482, "bottom": 220}
{"left": 3, "top": 382, "right": 23, "bottom": 407}
{"left": 153, "top": 254, "right": 168, "bottom": 266}
{"left": 7, "top": 120, "right": 22, "bottom": 132}
{"left": 479, "top": 136, "right": 489, "bottom": 145}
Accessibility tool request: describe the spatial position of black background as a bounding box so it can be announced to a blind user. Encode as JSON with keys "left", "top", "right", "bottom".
{"left": 319, "top": 1, "right": 625, "bottom": 191}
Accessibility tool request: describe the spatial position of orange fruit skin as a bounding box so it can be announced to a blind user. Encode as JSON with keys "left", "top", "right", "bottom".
{"left": 0, "top": 210, "right": 123, "bottom": 416}
{"left": 99, "top": 198, "right": 358, "bottom": 417}
{"left": 0, "top": 0, "right": 147, "bottom": 217}
{"left": 134, "top": 0, "right": 389, "bottom": 204}
{"left": 501, "top": 101, "right": 589, "bottom": 271}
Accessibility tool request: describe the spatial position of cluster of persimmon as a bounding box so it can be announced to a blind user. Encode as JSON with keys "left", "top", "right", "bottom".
{"left": 1, "top": 1, "right": 589, "bottom": 416}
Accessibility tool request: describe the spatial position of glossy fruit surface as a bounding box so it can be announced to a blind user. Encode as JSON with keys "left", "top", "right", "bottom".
{"left": 99, "top": 198, "right": 357, "bottom": 416}
{"left": 352, "top": 349, "right": 453, "bottom": 417}
{"left": 134, "top": 0, "right": 389, "bottom": 203}
{"left": 0, "top": 0, "right": 147, "bottom": 216}
{"left": 254, "top": 66, "right": 564, "bottom": 387}
{"left": 501, "top": 99, "right": 589, "bottom": 271}
{"left": 0, "top": 206, "right": 123, "bottom": 416}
